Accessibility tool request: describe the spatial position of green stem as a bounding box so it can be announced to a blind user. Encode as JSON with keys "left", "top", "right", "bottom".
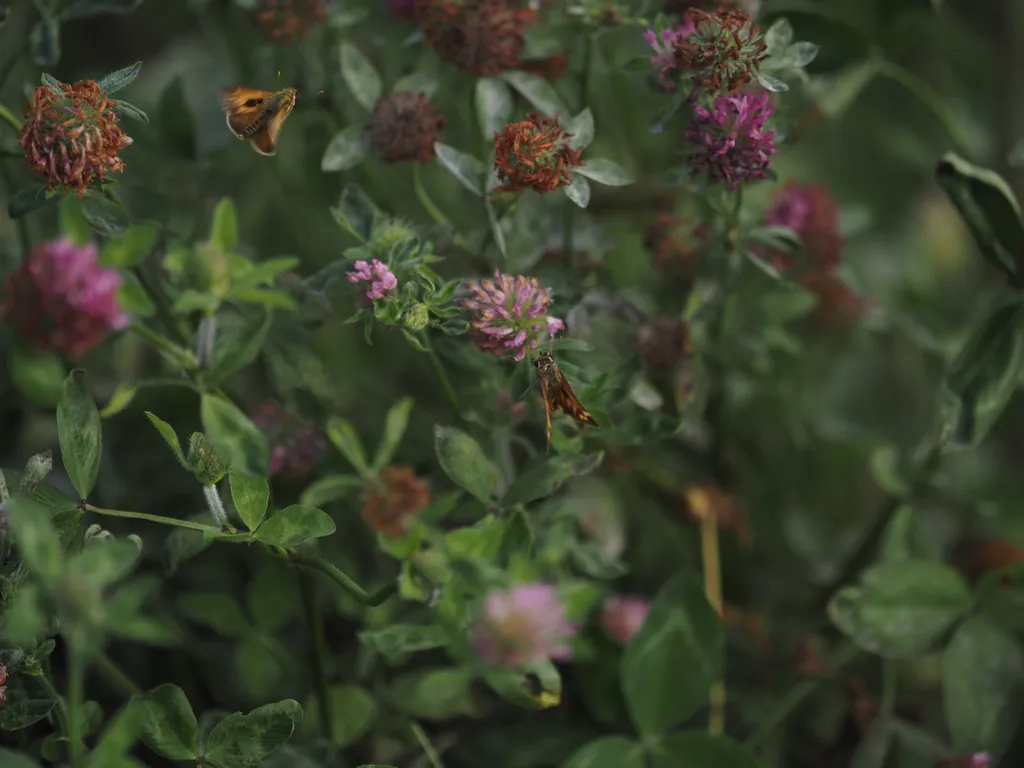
{"left": 37, "top": 665, "right": 70, "bottom": 739}
{"left": 285, "top": 552, "right": 396, "bottom": 606}
{"left": 413, "top": 163, "right": 450, "bottom": 227}
{"left": 66, "top": 639, "right": 87, "bottom": 767}
{"left": 744, "top": 642, "right": 861, "bottom": 750}
{"left": 299, "top": 571, "right": 333, "bottom": 739}
{"left": 411, "top": 722, "right": 446, "bottom": 768}
{"left": 563, "top": 199, "right": 576, "bottom": 270}
{"left": 0, "top": 103, "right": 20, "bottom": 133}
{"left": 95, "top": 652, "right": 143, "bottom": 698}
{"left": 85, "top": 504, "right": 221, "bottom": 533}
{"left": 130, "top": 321, "right": 198, "bottom": 369}
{"left": 0, "top": 161, "right": 31, "bottom": 261}
{"left": 880, "top": 659, "right": 897, "bottom": 716}
{"left": 421, "top": 333, "right": 461, "bottom": 414}
{"left": 876, "top": 61, "right": 969, "bottom": 153}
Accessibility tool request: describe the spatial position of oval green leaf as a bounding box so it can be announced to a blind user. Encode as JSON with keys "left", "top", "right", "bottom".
{"left": 253, "top": 505, "right": 336, "bottom": 548}
{"left": 200, "top": 394, "right": 269, "bottom": 477}
{"left": 57, "top": 370, "right": 102, "bottom": 500}
{"left": 434, "top": 426, "right": 498, "bottom": 505}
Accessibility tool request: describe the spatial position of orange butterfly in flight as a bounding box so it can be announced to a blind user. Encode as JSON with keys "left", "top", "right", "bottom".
{"left": 219, "top": 86, "right": 298, "bottom": 156}
{"left": 533, "top": 350, "right": 599, "bottom": 453}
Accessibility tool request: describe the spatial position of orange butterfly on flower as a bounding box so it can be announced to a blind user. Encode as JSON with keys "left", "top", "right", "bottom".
{"left": 218, "top": 86, "right": 298, "bottom": 156}
{"left": 534, "top": 350, "right": 599, "bottom": 453}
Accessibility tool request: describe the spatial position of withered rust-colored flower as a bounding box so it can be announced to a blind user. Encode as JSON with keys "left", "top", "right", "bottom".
{"left": 677, "top": 8, "right": 766, "bottom": 93}
{"left": 763, "top": 180, "right": 843, "bottom": 273}
{"left": 520, "top": 51, "right": 570, "bottom": 83}
{"left": 494, "top": 112, "right": 583, "bottom": 194}
{"left": 684, "top": 484, "right": 751, "bottom": 547}
{"left": 19, "top": 80, "right": 133, "bottom": 196}
{"left": 644, "top": 213, "right": 711, "bottom": 277}
{"left": 800, "top": 271, "right": 869, "bottom": 327}
{"left": 367, "top": 91, "right": 446, "bottom": 164}
{"left": 419, "top": 0, "right": 538, "bottom": 76}
{"left": 257, "top": 0, "right": 327, "bottom": 43}
{"left": 794, "top": 634, "right": 826, "bottom": 678}
{"left": 361, "top": 465, "right": 430, "bottom": 539}
{"left": 636, "top": 315, "right": 691, "bottom": 370}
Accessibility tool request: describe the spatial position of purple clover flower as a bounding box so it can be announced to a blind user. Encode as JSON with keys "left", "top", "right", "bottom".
{"left": 0, "top": 237, "right": 128, "bottom": 358}
{"left": 250, "top": 400, "right": 327, "bottom": 478}
{"left": 601, "top": 596, "right": 651, "bottom": 645}
{"left": 347, "top": 258, "right": 398, "bottom": 300}
{"left": 385, "top": 0, "right": 416, "bottom": 20}
{"left": 643, "top": 21, "right": 695, "bottom": 90}
{"left": 685, "top": 90, "right": 776, "bottom": 191}
{"left": 971, "top": 754, "right": 991, "bottom": 768}
{"left": 460, "top": 271, "right": 565, "bottom": 362}
{"left": 473, "top": 583, "right": 578, "bottom": 667}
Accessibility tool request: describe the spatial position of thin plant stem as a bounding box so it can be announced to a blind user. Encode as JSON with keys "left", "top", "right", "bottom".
{"left": 700, "top": 510, "right": 725, "bottom": 734}
{"left": 880, "top": 659, "right": 897, "bottom": 716}
{"left": 37, "top": 664, "right": 70, "bottom": 739}
{"left": 299, "top": 571, "right": 333, "bottom": 739}
{"left": 411, "top": 722, "right": 446, "bottom": 768}
{"left": 413, "top": 163, "right": 450, "bottom": 227}
{"left": 0, "top": 162, "right": 31, "bottom": 260}
{"left": 202, "top": 484, "right": 229, "bottom": 528}
{"left": 66, "top": 639, "right": 87, "bottom": 767}
{"left": 563, "top": 199, "right": 576, "bottom": 271}
{"left": 743, "top": 641, "right": 861, "bottom": 751}
{"left": 85, "top": 504, "right": 221, "bottom": 533}
{"left": 420, "top": 333, "right": 461, "bottom": 414}
{"left": 0, "top": 103, "right": 20, "bottom": 133}
{"left": 130, "top": 321, "right": 198, "bottom": 369}
{"left": 95, "top": 652, "right": 143, "bottom": 698}
{"left": 284, "top": 552, "right": 397, "bottom": 606}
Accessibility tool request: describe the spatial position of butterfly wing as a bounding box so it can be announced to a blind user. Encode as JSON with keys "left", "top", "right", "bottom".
{"left": 553, "top": 369, "right": 599, "bottom": 429}
{"left": 249, "top": 96, "right": 295, "bottom": 156}
{"left": 219, "top": 87, "right": 274, "bottom": 140}
{"left": 536, "top": 365, "right": 557, "bottom": 454}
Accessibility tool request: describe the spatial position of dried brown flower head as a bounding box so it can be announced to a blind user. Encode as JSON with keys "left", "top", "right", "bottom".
{"left": 362, "top": 465, "right": 430, "bottom": 539}
{"left": 644, "top": 213, "right": 711, "bottom": 276}
{"left": 520, "top": 51, "right": 570, "bottom": 83}
{"left": 684, "top": 484, "right": 751, "bottom": 547}
{"left": 367, "top": 91, "right": 446, "bottom": 164}
{"left": 493, "top": 112, "right": 583, "bottom": 194}
{"left": 799, "top": 272, "right": 869, "bottom": 328}
{"left": 636, "top": 315, "right": 691, "bottom": 370}
{"left": 257, "top": 0, "right": 327, "bottom": 43}
{"left": 19, "top": 80, "right": 133, "bottom": 196}
{"left": 419, "top": 0, "right": 538, "bottom": 76}
{"left": 676, "top": 8, "right": 766, "bottom": 93}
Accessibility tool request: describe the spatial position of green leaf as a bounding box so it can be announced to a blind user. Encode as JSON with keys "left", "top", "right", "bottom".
{"left": 329, "top": 184, "right": 379, "bottom": 243}
{"left": 755, "top": 71, "right": 789, "bottom": 92}
{"left": 3, "top": 584, "right": 49, "bottom": 647}
{"left": 7, "top": 497, "right": 63, "bottom": 584}
{"left": 483, "top": 659, "right": 562, "bottom": 709}
{"left": 210, "top": 198, "right": 239, "bottom": 254}
{"left": 98, "top": 225, "right": 158, "bottom": 268}
{"left": 98, "top": 61, "right": 142, "bottom": 93}
{"left": 475, "top": 77, "right": 514, "bottom": 139}
{"left": 208, "top": 308, "right": 273, "bottom": 382}
{"left": 0, "top": 747, "right": 45, "bottom": 765}
{"left": 816, "top": 59, "right": 881, "bottom": 119}
{"left": 392, "top": 68, "right": 438, "bottom": 97}
{"left": 500, "top": 70, "right": 569, "bottom": 117}
{"left": 112, "top": 99, "right": 149, "bottom": 123}
{"left": 562, "top": 737, "right": 645, "bottom": 768}
{"left": 144, "top": 411, "right": 188, "bottom": 467}
{"left": 942, "top": 616, "right": 1024, "bottom": 754}
{"left": 20, "top": 451, "right": 54, "bottom": 493}
{"left": 339, "top": 41, "right": 382, "bottom": 112}
{"left": 230, "top": 473, "right": 269, "bottom": 531}
{"left": 30, "top": 19, "right": 60, "bottom": 67}
{"left": 321, "top": 126, "right": 371, "bottom": 172}
{"left": 57, "top": 370, "right": 102, "bottom": 500}
{"left": 763, "top": 17, "right": 794, "bottom": 53}
{"left": 60, "top": 195, "right": 93, "bottom": 244}
{"left": 60, "top": 0, "right": 144, "bottom": 20}
{"left": 434, "top": 143, "right": 485, "bottom": 196}
{"left": 575, "top": 159, "right": 635, "bottom": 187}
{"left": 941, "top": 298, "right": 1024, "bottom": 448}
{"left": 389, "top": 668, "right": 478, "bottom": 720}
{"left": 7, "top": 185, "right": 57, "bottom": 219}
{"left": 118, "top": 274, "right": 157, "bottom": 317}
{"left": 200, "top": 394, "right": 269, "bottom": 477}
{"left": 828, "top": 560, "right": 972, "bottom": 658}
{"left": 253, "top": 505, "right": 336, "bottom": 548}
{"left": 299, "top": 474, "right": 364, "bottom": 507}
{"left": 434, "top": 426, "right": 499, "bottom": 505}
{"left": 650, "top": 732, "right": 763, "bottom": 768}
{"left": 67, "top": 539, "right": 141, "bottom": 588}
{"left": 621, "top": 573, "right": 723, "bottom": 737}
{"left": 358, "top": 624, "right": 447, "bottom": 659}
{"left": 81, "top": 194, "right": 129, "bottom": 236}
{"left": 8, "top": 343, "right": 66, "bottom": 408}
{"left": 936, "top": 153, "right": 1024, "bottom": 281}
{"left": 304, "top": 685, "right": 376, "bottom": 748}
{"left": 203, "top": 700, "right": 302, "bottom": 768}
{"left": 176, "top": 593, "right": 251, "bottom": 637}
{"left": 566, "top": 108, "right": 595, "bottom": 150}
{"left": 372, "top": 397, "right": 414, "bottom": 472}
{"left": 502, "top": 452, "right": 603, "bottom": 506}
{"left": 130, "top": 684, "right": 199, "bottom": 760}
{"left": 564, "top": 175, "right": 591, "bottom": 208}
{"left": 326, "top": 417, "right": 370, "bottom": 477}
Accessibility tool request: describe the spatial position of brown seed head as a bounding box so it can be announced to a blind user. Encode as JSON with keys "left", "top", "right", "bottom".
{"left": 493, "top": 112, "right": 583, "bottom": 194}
{"left": 675, "top": 8, "right": 766, "bottom": 93}
{"left": 419, "top": 0, "right": 538, "bottom": 76}
{"left": 362, "top": 465, "right": 430, "bottom": 539}
{"left": 367, "top": 91, "right": 446, "bottom": 164}
{"left": 19, "top": 80, "right": 133, "bottom": 196}
{"left": 636, "top": 315, "right": 691, "bottom": 370}
{"left": 257, "top": 0, "right": 327, "bottom": 43}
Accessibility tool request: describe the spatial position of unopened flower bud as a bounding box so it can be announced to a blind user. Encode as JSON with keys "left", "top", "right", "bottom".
{"left": 403, "top": 303, "right": 430, "bottom": 331}
{"left": 188, "top": 432, "right": 228, "bottom": 485}
{"left": 187, "top": 243, "right": 231, "bottom": 299}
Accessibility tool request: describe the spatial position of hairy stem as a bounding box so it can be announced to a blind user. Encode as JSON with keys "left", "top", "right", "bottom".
{"left": 95, "top": 652, "right": 143, "bottom": 698}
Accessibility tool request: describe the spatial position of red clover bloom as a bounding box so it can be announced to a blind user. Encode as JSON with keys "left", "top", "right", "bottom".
{"left": 643, "top": 20, "right": 695, "bottom": 91}
{"left": 460, "top": 271, "right": 565, "bottom": 362}
{"left": 677, "top": 8, "right": 766, "bottom": 93}
{"left": 347, "top": 259, "right": 398, "bottom": 300}
{"left": 250, "top": 400, "right": 327, "bottom": 478}
{"left": 1, "top": 238, "right": 128, "bottom": 358}
{"left": 763, "top": 180, "right": 843, "bottom": 272}
{"left": 685, "top": 90, "right": 776, "bottom": 190}
{"left": 601, "top": 596, "right": 651, "bottom": 645}
{"left": 473, "top": 582, "right": 577, "bottom": 666}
